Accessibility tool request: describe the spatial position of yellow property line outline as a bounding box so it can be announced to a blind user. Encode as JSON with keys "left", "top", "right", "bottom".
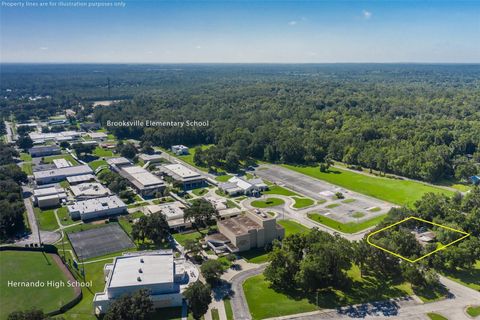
{"left": 366, "top": 216, "right": 470, "bottom": 263}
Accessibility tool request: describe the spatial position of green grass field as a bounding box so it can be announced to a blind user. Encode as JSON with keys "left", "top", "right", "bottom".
{"left": 325, "top": 203, "right": 340, "bottom": 209}
{"left": 443, "top": 260, "right": 480, "bottom": 291}
{"left": 172, "top": 227, "right": 217, "bottom": 246}
{"left": 263, "top": 185, "right": 298, "bottom": 197}
{"left": 42, "top": 154, "right": 79, "bottom": 166}
{"left": 192, "top": 188, "right": 208, "bottom": 196}
{"left": 92, "top": 146, "right": 113, "bottom": 157}
{"left": 282, "top": 165, "right": 454, "bottom": 206}
{"left": 243, "top": 265, "right": 414, "bottom": 320}
{"left": 292, "top": 197, "right": 314, "bottom": 209}
{"left": 215, "top": 175, "right": 232, "bottom": 182}
{"left": 21, "top": 162, "right": 33, "bottom": 175}
{"left": 239, "top": 247, "right": 271, "bottom": 264}
{"left": 427, "top": 313, "right": 448, "bottom": 320}
{"left": 88, "top": 159, "right": 108, "bottom": 170}
{"left": 308, "top": 213, "right": 387, "bottom": 234}
{"left": 34, "top": 208, "right": 59, "bottom": 231}
{"left": 57, "top": 207, "right": 76, "bottom": 226}
{"left": 224, "top": 299, "right": 234, "bottom": 320}
{"left": 20, "top": 153, "right": 32, "bottom": 161}
{"left": 251, "top": 197, "right": 285, "bottom": 208}
{"left": 211, "top": 308, "right": 220, "bottom": 320}
{"left": 342, "top": 199, "right": 356, "bottom": 204}
{"left": 278, "top": 220, "right": 310, "bottom": 237}
{"left": 466, "top": 306, "right": 480, "bottom": 317}
{"left": 0, "top": 251, "right": 76, "bottom": 319}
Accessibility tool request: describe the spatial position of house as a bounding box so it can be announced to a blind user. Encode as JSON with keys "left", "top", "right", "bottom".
{"left": 93, "top": 250, "right": 197, "bottom": 314}
{"left": 67, "top": 195, "right": 126, "bottom": 220}
{"left": 218, "top": 176, "right": 268, "bottom": 196}
{"left": 171, "top": 145, "right": 189, "bottom": 155}
{"left": 34, "top": 165, "right": 94, "bottom": 185}
{"left": 206, "top": 210, "right": 284, "bottom": 253}
{"left": 70, "top": 183, "right": 111, "bottom": 199}
{"left": 33, "top": 185, "right": 67, "bottom": 208}
{"left": 118, "top": 165, "right": 166, "bottom": 198}
{"left": 160, "top": 164, "right": 206, "bottom": 190}
{"left": 28, "top": 146, "right": 61, "bottom": 157}
{"left": 471, "top": 175, "right": 480, "bottom": 186}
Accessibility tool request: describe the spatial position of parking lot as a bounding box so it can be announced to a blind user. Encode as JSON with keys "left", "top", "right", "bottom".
{"left": 254, "top": 164, "right": 393, "bottom": 223}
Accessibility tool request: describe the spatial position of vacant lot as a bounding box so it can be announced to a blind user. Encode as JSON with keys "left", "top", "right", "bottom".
{"left": 0, "top": 251, "right": 76, "bottom": 319}
{"left": 282, "top": 165, "right": 453, "bottom": 206}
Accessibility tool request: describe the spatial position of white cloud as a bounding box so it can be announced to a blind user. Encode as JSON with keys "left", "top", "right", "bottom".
{"left": 39, "top": 47, "right": 48, "bottom": 50}
{"left": 362, "top": 10, "right": 372, "bottom": 20}
{"left": 195, "top": 45, "right": 202, "bottom": 49}
{"left": 288, "top": 20, "right": 297, "bottom": 26}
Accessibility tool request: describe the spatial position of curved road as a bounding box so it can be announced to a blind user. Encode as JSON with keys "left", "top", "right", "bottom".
{"left": 230, "top": 264, "right": 267, "bottom": 320}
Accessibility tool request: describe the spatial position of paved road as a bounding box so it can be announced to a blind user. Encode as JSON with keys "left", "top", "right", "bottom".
{"left": 15, "top": 187, "right": 61, "bottom": 245}
{"left": 230, "top": 264, "right": 267, "bottom": 320}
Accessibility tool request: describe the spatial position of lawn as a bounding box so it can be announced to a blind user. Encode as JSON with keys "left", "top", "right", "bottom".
{"left": 282, "top": 165, "right": 454, "bottom": 206}
{"left": 57, "top": 207, "right": 76, "bottom": 226}
{"left": 243, "top": 265, "right": 414, "bottom": 320}
{"left": 443, "top": 260, "right": 480, "bottom": 291}
{"left": 88, "top": 159, "right": 108, "bottom": 170}
{"left": 466, "top": 306, "right": 480, "bottom": 317}
{"left": 21, "top": 162, "right": 33, "bottom": 175}
{"left": 92, "top": 146, "right": 113, "bottom": 157}
{"left": 342, "top": 199, "right": 356, "bottom": 204}
{"left": 211, "top": 308, "right": 220, "bottom": 320}
{"left": 292, "top": 197, "right": 314, "bottom": 209}
{"left": 427, "top": 313, "right": 448, "bottom": 320}
{"left": 278, "top": 220, "right": 310, "bottom": 237}
{"left": 34, "top": 208, "right": 59, "bottom": 231}
{"left": 325, "top": 203, "right": 340, "bottom": 209}
{"left": 20, "top": 152, "right": 32, "bottom": 161}
{"left": 192, "top": 188, "right": 208, "bottom": 196}
{"left": 251, "top": 197, "right": 285, "bottom": 208}
{"left": 0, "top": 251, "right": 77, "bottom": 319}
{"left": 224, "top": 299, "right": 234, "bottom": 320}
{"left": 307, "top": 213, "right": 387, "bottom": 234}
{"left": 215, "top": 175, "right": 232, "bottom": 182}
{"left": 240, "top": 247, "right": 271, "bottom": 264}
{"left": 263, "top": 185, "right": 298, "bottom": 197}
{"left": 42, "top": 154, "right": 79, "bottom": 166}
{"left": 172, "top": 227, "right": 217, "bottom": 246}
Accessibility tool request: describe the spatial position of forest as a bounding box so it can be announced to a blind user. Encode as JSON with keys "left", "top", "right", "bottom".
{"left": 1, "top": 64, "right": 479, "bottom": 183}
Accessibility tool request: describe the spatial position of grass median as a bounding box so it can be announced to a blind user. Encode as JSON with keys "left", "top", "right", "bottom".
{"left": 307, "top": 213, "right": 387, "bottom": 234}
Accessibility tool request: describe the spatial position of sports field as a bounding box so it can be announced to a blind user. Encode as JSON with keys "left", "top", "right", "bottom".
{"left": 0, "top": 251, "right": 76, "bottom": 319}
{"left": 282, "top": 165, "right": 453, "bottom": 206}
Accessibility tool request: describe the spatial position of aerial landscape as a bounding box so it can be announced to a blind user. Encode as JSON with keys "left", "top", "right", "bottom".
{"left": 0, "top": 1, "right": 479, "bottom": 320}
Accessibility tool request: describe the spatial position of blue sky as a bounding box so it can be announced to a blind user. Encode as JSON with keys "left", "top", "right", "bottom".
{"left": 1, "top": 0, "right": 479, "bottom": 63}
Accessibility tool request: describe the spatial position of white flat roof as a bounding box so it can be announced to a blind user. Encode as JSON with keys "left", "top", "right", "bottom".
{"left": 66, "top": 174, "right": 95, "bottom": 183}
{"left": 67, "top": 195, "right": 126, "bottom": 215}
{"left": 33, "top": 186, "right": 64, "bottom": 197}
{"left": 53, "top": 158, "right": 71, "bottom": 168}
{"left": 146, "top": 202, "right": 185, "bottom": 220}
{"left": 108, "top": 252, "right": 174, "bottom": 288}
{"left": 34, "top": 165, "right": 93, "bottom": 180}
{"left": 122, "top": 166, "right": 164, "bottom": 188}
{"left": 106, "top": 157, "right": 131, "bottom": 166}
{"left": 163, "top": 164, "right": 200, "bottom": 179}
{"left": 70, "top": 183, "right": 111, "bottom": 197}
